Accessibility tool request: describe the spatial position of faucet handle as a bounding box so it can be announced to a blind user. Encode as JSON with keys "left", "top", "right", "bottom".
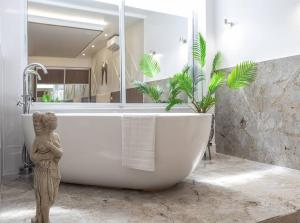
{"left": 17, "top": 100, "right": 24, "bottom": 107}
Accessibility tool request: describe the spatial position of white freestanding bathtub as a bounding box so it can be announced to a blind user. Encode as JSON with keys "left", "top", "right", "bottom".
{"left": 22, "top": 112, "right": 211, "bottom": 190}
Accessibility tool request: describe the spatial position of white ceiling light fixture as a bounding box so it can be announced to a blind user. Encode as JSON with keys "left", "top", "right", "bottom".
{"left": 28, "top": 8, "right": 107, "bottom": 31}
{"left": 82, "top": 53, "right": 86, "bottom": 56}
{"left": 91, "top": 45, "right": 95, "bottom": 48}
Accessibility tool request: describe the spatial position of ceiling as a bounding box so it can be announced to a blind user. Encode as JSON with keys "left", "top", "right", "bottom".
{"left": 27, "top": 0, "right": 144, "bottom": 58}
{"left": 28, "top": 22, "right": 102, "bottom": 57}
{"left": 27, "top": 0, "right": 190, "bottom": 58}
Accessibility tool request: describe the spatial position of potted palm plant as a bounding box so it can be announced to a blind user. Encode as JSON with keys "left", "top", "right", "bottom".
{"left": 135, "top": 33, "right": 257, "bottom": 159}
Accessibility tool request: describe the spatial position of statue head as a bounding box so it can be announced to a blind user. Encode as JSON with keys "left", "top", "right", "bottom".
{"left": 32, "top": 112, "right": 44, "bottom": 136}
{"left": 42, "top": 112, "right": 58, "bottom": 132}
{"left": 33, "top": 112, "right": 58, "bottom": 136}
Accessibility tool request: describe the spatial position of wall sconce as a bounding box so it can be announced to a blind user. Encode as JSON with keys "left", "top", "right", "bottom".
{"left": 179, "top": 37, "right": 187, "bottom": 44}
{"left": 224, "top": 18, "right": 234, "bottom": 27}
{"left": 149, "top": 50, "right": 156, "bottom": 55}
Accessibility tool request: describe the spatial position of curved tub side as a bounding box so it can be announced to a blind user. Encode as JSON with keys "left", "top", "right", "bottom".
{"left": 22, "top": 113, "right": 212, "bottom": 190}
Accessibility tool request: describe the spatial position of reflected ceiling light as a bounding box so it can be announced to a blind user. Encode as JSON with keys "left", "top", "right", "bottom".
{"left": 28, "top": 9, "right": 107, "bottom": 26}
{"left": 91, "top": 45, "right": 95, "bottom": 48}
{"left": 82, "top": 53, "right": 86, "bottom": 56}
{"left": 104, "top": 33, "right": 108, "bottom": 37}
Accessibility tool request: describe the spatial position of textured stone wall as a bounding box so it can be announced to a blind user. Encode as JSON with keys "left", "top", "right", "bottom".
{"left": 216, "top": 55, "right": 300, "bottom": 170}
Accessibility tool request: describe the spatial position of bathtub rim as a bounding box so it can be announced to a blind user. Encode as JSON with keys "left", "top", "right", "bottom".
{"left": 22, "top": 112, "right": 212, "bottom": 117}
{"left": 29, "top": 103, "right": 195, "bottom": 113}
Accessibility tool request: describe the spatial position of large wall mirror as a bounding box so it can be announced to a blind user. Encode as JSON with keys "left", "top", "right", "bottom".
{"left": 27, "top": 0, "right": 195, "bottom": 104}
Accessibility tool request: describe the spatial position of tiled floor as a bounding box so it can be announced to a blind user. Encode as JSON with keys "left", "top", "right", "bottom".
{"left": 1, "top": 154, "right": 300, "bottom": 223}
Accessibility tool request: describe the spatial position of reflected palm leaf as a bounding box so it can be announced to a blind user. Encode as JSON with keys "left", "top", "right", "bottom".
{"left": 139, "top": 54, "right": 160, "bottom": 78}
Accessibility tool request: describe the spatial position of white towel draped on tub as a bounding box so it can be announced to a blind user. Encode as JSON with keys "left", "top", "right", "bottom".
{"left": 122, "top": 114, "right": 156, "bottom": 171}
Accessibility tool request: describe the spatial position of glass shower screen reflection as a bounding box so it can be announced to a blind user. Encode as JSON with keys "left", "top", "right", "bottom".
{"left": 124, "top": 0, "right": 193, "bottom": 103}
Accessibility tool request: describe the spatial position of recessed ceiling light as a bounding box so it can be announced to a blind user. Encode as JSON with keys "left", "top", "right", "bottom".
{"left": 104, "top": 33, "right": 108, "bottom": 37}
{"left": 91, "top": 45, "right": 95, "bottom": 48}
{"left": 82, "top": 53, "right": 86, "bottom": 56}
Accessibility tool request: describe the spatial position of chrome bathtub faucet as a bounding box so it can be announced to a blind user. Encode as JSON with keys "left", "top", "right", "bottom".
{"left": 19, "top": 63, "right": 48, "bottom": 114}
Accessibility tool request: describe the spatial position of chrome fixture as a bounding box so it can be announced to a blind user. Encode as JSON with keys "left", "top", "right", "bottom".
{"left": 224, "top": 18, "right": 234, "bottom": 27}
{"left": 18, "top": 63, "right": 47, "bottom": 175}
{"left": 149, "top": 50, "right": 156, "bottom": 55}
{"left": 179, "top": 37, "right": 187, "bottom": 44}
{"left": 19, "top": 63, "right": 48, "bottom": 114}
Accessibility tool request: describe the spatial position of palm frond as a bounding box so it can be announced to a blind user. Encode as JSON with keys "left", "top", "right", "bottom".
{"left": 172, "top": 72, "right": 193, "bottom": 99}
{"left": 193, "top": 33, "right": 206, "bottom": 68}
{"left": 167, "top": 75, "right": 181, "bottom": 101}
{"left": 166, "top": 98, "right": 183, "bottom": 111}
{"left": 133, "top": 80, "right": 163, "bottom": 103}
{"left": 147, "top": 85, "right": 163, "bottom": 103}
{"left": 196, "top": 95, "right": 216, "bottom": 113}
{"left": 134, "top": 80, "right": 149, "bottom": 94}
{"left": 182, "top": 64, "right": 191, "bottom": 74}
{"left": 227, "top": 61, "right": 257, "bottom": 89}
{"left": 139, "top": 54, "right": 160, "bottom": 78}
{"left": 208, "top": 71, "right": 225, "bottom": 95}
{"left": 210, "top": 52, "right": 222, "bottom": 77}
{"left": 166, "top": 69, "right": 195, "bottom": 111}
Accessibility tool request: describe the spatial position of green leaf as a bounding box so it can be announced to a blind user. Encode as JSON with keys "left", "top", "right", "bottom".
{"left": 208, "top": 71, "right": 225, "bottom": 95}
{"left": 211, "top": 52, "right": 222, "bottom": 77}
{"left": 193, "top": 33, "right": 206, "bottom": 68}
{"left": 174, "top": 72, "right": 193, "bottom": 99}
{"left": 227, "top": 61, "right": 257, "bottom": 89}
{"left": 133, "top": 80, "right": 163, "bottom": 103}
{"left": 166, "top": 98, "right": 183, "bottom": 111}
{"left": 42, "top": 91, "right": 51, "bottom": 102}
{"left": 181, "top": 64, "right": 191, "bottom": 74}
{"left": 197, "top": 95, "right": 216, "bottom": 113}
{"left": 139, "top": 54, "right": 160, "bottom": 78}
{"left": 147, "top": 85, "right": 163, "bottom": 103}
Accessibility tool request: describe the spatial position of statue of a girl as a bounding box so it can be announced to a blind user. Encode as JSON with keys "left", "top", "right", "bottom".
{"left": 30, "top": 112, "right": 63, "bottom": 223}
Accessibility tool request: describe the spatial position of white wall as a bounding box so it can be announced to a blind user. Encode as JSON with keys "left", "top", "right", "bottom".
{"left": 29, "top": 56, "right": 92, "bottom": 68}
{"left": 213, "top": 0, "right": 300, "bottom": 68}
{"left": 143, "top": 13, "right": 189, "bottom": 82}
{"left": 0, "top": 0, "right": 27, "bottom": 175}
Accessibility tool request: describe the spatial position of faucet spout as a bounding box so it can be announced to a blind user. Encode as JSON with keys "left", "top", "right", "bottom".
{"left": 26, "top": 69, "right": 42, "bottom": 80}
{"left": 23, "top": 63, "right": 48, "bottom": 76}
{"left": 22, "top": 63, "right": 48, "bottom": 114}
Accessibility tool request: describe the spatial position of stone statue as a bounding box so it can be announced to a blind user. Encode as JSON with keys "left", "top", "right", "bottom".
{"left": 30, "top": 112, "right": 63, "bottom": 223}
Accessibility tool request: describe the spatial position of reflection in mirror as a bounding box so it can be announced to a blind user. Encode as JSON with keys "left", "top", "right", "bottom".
{"left": 27, "top": 0, "right": 194, "bottom": 104}
{"left": 27, "top": 0, "right": 120, "bottom": 103}
{"left": 125, "top": 1, "right": 193, "bottom": 103}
